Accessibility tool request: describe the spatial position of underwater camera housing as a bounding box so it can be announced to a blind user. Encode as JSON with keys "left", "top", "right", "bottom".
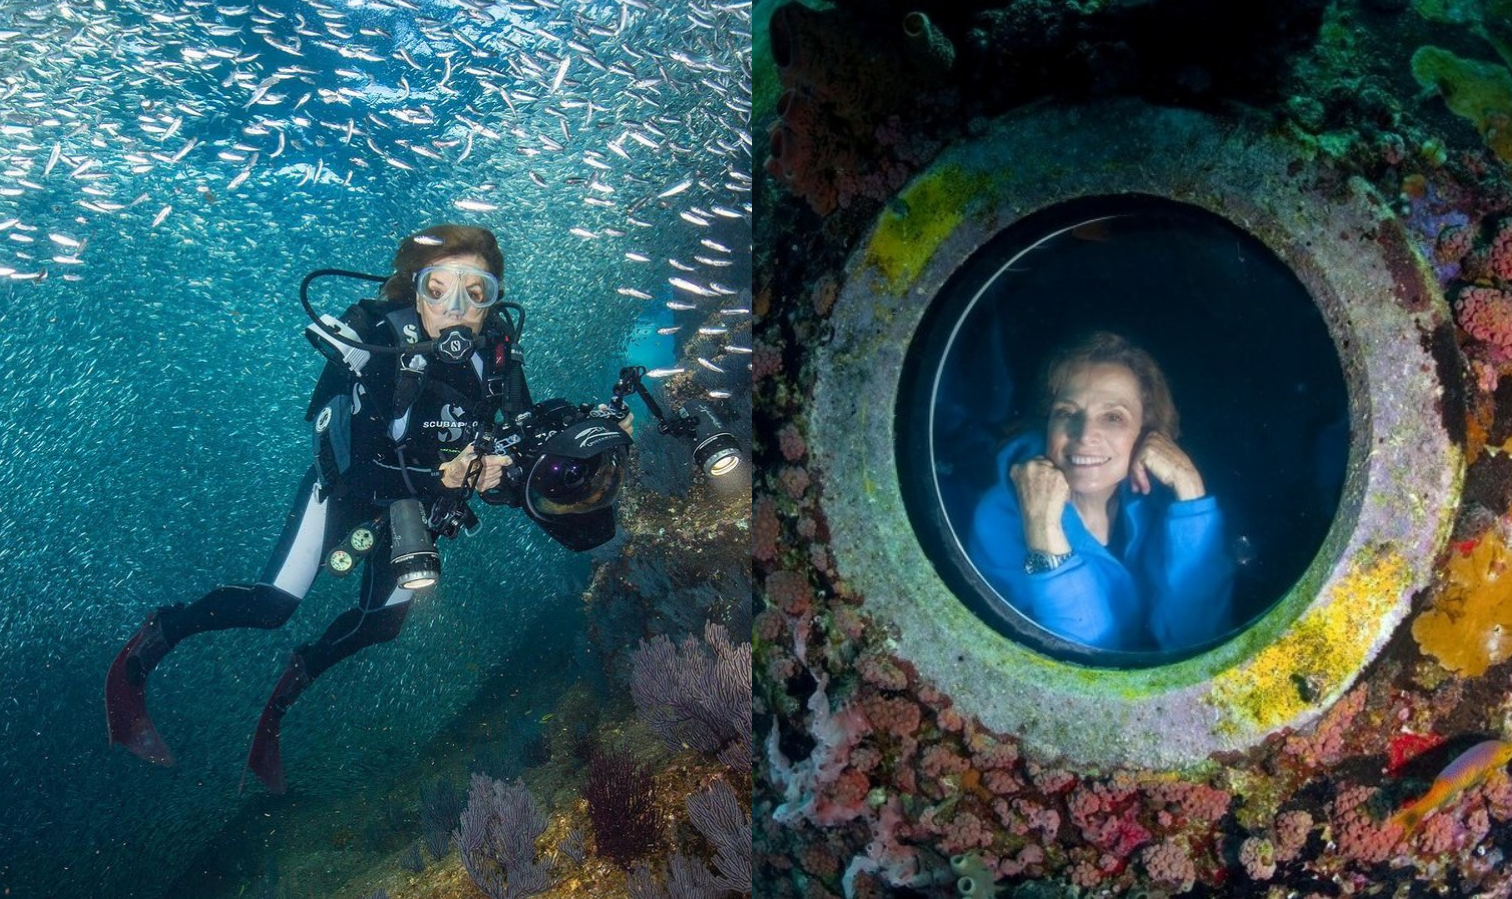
{"left": 470, "top": 398, "right": 632, "bottom": 551}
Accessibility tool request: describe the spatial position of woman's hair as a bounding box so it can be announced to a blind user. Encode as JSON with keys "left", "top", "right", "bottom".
{"left": 1037, "top": 331, "right": 1180, "bottom": 438}
{"left": 380, "top": 224, "right": 504, "bottom": 303}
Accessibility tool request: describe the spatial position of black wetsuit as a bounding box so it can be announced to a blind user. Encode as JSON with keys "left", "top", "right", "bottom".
{"left": 157, "top": 302, "right": 526, "bottom": 681}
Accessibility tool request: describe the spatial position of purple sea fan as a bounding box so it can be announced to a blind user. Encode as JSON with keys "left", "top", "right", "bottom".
{"left": 454, "top": 774, "right": 553, "bottom": 899}
{"left": 687, "top": 778, "right": 751, "bottom": 893}
{"left": 627, "top": 854, "right": 725, "bottom": 899}
{"left": 584, "top": 748, "right": 663, "bottom": 869}
{"left": 631, "top": 621, "right": 752, "bottom": 769}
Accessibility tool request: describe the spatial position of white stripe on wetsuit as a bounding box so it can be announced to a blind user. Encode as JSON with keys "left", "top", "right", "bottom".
{"left": 268, "top": 477, "right": 330, "bottom": 597}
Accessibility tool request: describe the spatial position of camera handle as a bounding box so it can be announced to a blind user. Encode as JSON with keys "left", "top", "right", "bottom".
{"left": 611, "top": 366, "right": 700, "bottom": 439}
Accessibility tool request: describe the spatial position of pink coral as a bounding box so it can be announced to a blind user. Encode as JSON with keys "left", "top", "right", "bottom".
{"left": 752, "top": 342, "right": 783, "bottom": 381}
{"left": 1283, "top": 685, "right": 1366, "bottom": 767}
{"left": 1013, "top": 799, "right": 1060, "bottom": 839}
{"left": 754, "top": 496, "right": 781, "bottom": 563}
{"left": 829, "top": 605, "right": 866, "bottom": 643}
{"left": 1272, "top": 809, "right": 1313, "bottom": 862}
{"left": 1146, "top": 780, "right": 1231, "bottom": 825}
{"left": 1491, "top": 215, "right": 1512, "bottom": 282}
{"left": 860, "top": 695, "right": 922, "bottom": 739}
{"left": 1479, "top": 767, "right": 1512, "bottom": 821}
{"left": 778, "top": 465, "right": 811, "bottom": 501}
{"left": 1330, "top": 785, "right": 1402, "bottom": 865}
{"left": 1455, "top": 285, "right": 1512, "bottom": 362}
{"left": 1141, "top": 839, "right": 1196, "bottom": 892}
{"left": 809, "top": 542, "right": 832, "bottom": 576}
{"left": 926, "top": 809, "right": 991, "bottom": 853}
{"left": 777, "top": 422, "right": 807, "bottom": 462}
{"left": 755, "top": 608, "right": 787, "bottom": 644}
{"left": 1068, "top": 857, "right": 1105, "bottom": 889}
{"left": 968, "top": 736, "right": 1019, "bottom": 770}
{"left": 1239, "top": 836, "right": 1276, "bottom": 880}
{"left": 1436, "top": 222, "right": 1475, "bottom": 265}
{"left": 1029, "top": 766, "right": 1076, "bottom": 794}
{"left": 766, "top": 569, "right": 813, "bottom": 617}
{"left": 856, "top": 656, "right": 909, "bottom": 691}
{"left": 919, "top": 745, "right": 969, "bottom": 779}
{"left": 982, "top": 770, "right": 1021, "bottom": 797}
{"left": 849, "top": 746, "right": 881, "bottom": 773}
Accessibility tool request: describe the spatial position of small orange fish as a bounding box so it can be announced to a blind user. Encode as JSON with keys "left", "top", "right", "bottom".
{"left": 1388, "top": 739, "right": 1512, "bottom": 835}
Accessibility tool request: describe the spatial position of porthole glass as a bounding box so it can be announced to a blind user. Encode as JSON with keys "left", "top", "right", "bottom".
{"left": 896, "top": 194, "right": 1349, "bottom": 667}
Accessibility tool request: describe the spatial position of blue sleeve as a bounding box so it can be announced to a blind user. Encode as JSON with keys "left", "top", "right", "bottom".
{"left": 1145, "top": 495, "right": 1234, "bottom": 649}
{"left": 967, "top": 484, "right": 1121, "bottom": 647}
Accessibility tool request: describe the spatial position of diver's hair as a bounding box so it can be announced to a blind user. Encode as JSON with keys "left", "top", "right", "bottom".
{"left": 380, "top": 224, "right": 504, "bottom": 304}
{"left": 1036, "top": 331, "right": 1180, "bottom": 439}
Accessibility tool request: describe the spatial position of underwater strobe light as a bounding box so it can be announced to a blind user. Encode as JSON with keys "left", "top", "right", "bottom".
{"left": 388, "top": 498, "right": 440, "bottom": 590}
{"left": 686, "top": 403, "right": 741, "bottom": 477}
{"left": 611, "top": 366, "right": 745, "bottom": 478}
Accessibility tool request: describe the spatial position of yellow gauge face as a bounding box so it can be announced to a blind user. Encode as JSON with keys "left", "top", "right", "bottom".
{"left": 350, "top": 528, "right": 375, "bottom": 552}
{"left": 329, "top": 550, "right": 354, "bottom": 573}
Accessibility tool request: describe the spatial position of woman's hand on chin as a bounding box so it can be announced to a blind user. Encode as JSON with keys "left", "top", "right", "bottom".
{"left": 1131, "top": 432, "right": 1205, "bottom": 500}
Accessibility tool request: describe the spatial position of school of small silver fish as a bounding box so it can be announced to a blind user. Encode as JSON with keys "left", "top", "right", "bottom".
{"left": 0, "top": 0, "right": 751, "bottom": 396}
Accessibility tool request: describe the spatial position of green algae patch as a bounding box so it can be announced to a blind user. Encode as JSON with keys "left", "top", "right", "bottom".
{"left": 863, "top": 165, "right": 995, "bottom": 293}
{"left": 1410, "top": 46, "right": 1512, "bottom": 163}
{"left": 1207, "top": 549, "right": 1409, "bottom": 734}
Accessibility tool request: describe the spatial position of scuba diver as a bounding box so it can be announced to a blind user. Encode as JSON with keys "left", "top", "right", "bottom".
{"left": 105, "top": 224, "right": 632, "bottom": 793}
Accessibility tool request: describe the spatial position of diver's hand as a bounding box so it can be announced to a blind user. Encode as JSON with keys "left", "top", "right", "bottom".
{"left": 1131, "top": 432, "right": 1205, "bottom": 500}
{"left": 476, "top": 453, "right": 511, "bottom": 492}
{"left": 1010, "top": 457, "right": 1072, "bottom": 554}
{"left": 439, "top": 446, "right": 512, "bottom": 490}
{"left": 596, "top": 404, "right": 634, "bottom": 437}
{"left": 439, "top": 445, "right": 477, "bottom": 489}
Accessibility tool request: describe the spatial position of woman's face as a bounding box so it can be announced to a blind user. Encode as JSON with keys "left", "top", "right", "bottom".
{"left": 1045, "top": 361, "right": 1144, "bottom": 501}
{"left": 414, "top": 252, "right": 495, "bottom": 338}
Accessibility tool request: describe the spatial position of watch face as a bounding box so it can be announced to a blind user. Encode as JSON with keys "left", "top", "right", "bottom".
{"left": 350, "top": 528, "right": 374, "bottom": 552}
{"left": 328, "top": 550, "right": 353, "bottom": 573}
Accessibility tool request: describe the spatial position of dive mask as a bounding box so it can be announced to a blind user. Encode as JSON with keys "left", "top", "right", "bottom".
{"left": 414, "top": 264, "right": 501, "bottom": 316}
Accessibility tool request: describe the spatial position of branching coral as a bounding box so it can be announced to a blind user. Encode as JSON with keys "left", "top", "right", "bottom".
{"left": 583, "top": 749, "right": 662, "bottom": 870}
{"left": 631, "top": 622, "right": 752, "bottom": 770}
{"left": 686, "top": 779, "right": 752, "bottom": 893}
{"left": 455, "top": 775, "right": 553, "bottom": 899}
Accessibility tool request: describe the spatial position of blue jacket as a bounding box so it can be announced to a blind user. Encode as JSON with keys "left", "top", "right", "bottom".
{"left": 966, "top": 433, "right": 1234, "bottom": 652}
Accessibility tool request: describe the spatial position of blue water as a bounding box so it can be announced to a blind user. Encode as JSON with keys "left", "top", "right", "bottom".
{"left": 0, "top": 1, "right": 750, "bottom": 896}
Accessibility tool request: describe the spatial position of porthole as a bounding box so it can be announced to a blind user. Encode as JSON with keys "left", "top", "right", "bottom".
{"left": 808, "top": 103, "right": 1460, "bottom": 767}
{"left": 895, "top": 194, "right": 1348, "bottom": 667}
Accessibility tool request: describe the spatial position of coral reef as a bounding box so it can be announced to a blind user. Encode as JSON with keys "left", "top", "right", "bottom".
{"left": 754, "top": 2, "right": 1512, "bottom": 897}
{"left": 630, "top": 621, "right": 753, "bottom": 770}
{"left": 686, "top": 778, "right": 753, "bottom": 893}
{"left": 583, "top": 748, "right": 663, "bottom": 870}
{"left": 455, "top": 774, "right": 553, "bottom": 899}
{"left": 1412, "top": 526, "right": 1512, "bottom": 676}
{"left": 420, "top": 775, "right": 464, "bottom": 860}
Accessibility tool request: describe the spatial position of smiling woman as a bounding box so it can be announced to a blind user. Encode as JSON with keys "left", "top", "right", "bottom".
{"left": 965, "top": 332, "right": 1235, "bottom": 652}
{"left": 896, "top": 194, "right": 1350, "bottom": 667}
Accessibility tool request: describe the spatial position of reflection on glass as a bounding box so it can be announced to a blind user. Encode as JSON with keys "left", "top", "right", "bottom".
{"left": 965, "top": 332, "right": 1234, "bottom": 651}
{"left": 897, "top": 195, "right": 1349, "bottom": 666}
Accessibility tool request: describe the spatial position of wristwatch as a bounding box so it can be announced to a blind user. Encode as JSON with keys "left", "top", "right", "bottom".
{"left": 1024, "top": 550, "right": 1073, "bottom": 575}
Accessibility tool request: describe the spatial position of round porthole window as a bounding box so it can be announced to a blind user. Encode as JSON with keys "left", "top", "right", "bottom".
{"left": 896, "top": 195, "right": 1349, "bottom": 667}
{"left": 808, "top": 102, "right": 1460, "bottom": 767}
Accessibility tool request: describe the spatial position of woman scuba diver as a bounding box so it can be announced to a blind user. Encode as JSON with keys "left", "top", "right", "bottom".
{"left": 105, "top": 224, "right": 631, "bottom": 793}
